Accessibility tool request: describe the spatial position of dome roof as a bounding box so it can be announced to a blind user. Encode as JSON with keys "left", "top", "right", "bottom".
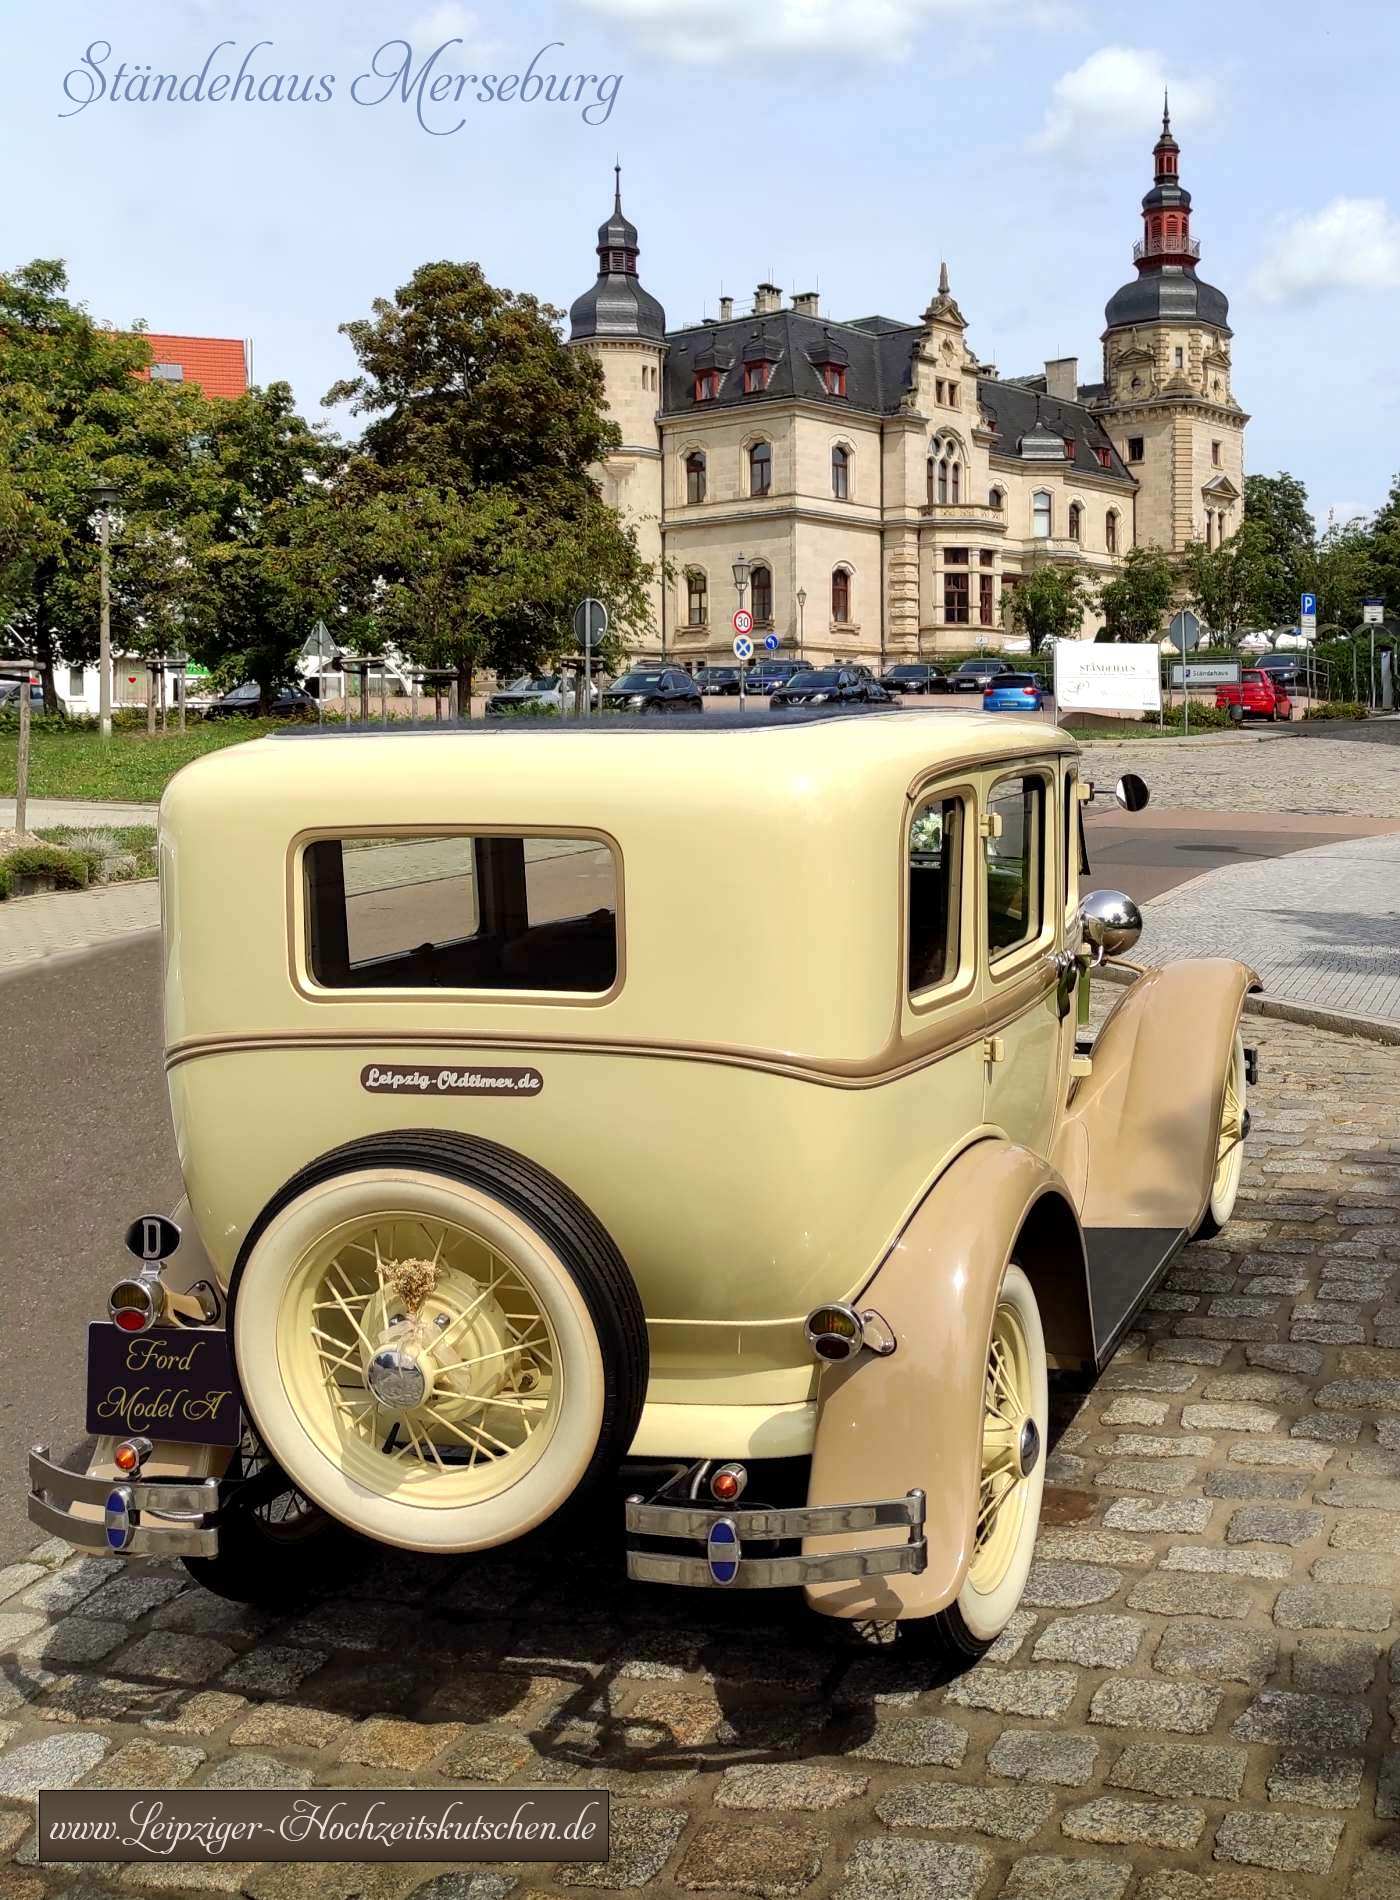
{"left": 1105, "top": 266, "right": 1230, "bottom": 335}
{"left": 569, "top": 276, "right": 667, "bottom": 343}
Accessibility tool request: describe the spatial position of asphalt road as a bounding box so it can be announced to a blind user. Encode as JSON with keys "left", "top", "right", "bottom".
{"left": 1082, "top": 805, "right": 1400, "bottom": 904}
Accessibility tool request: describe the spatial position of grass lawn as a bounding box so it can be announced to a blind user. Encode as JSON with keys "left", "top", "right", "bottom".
{"left": 0, "top": 719, "right": 286, "bottom": 803}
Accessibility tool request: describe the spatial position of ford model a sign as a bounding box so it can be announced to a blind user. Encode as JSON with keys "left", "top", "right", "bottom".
{"left": 86, "top": 1324, "right": 239, "bottom": 1446}
{"left": 1054, "top": 642, "right": 1162, "bottom": 715}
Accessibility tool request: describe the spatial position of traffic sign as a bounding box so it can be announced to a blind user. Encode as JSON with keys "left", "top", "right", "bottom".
{"left": 732, "top": 608, "right": 754, "bottom": 637}
{"left": 1167, "top": 609, "right": 1201, "bottom": 654}
{"left": 732, "top": 634, "right": 755, "bottom": 662}
{"left": 764, "top": 633, "right": 779, "bottom": 652}
{"left": 573, "top": 598, "right": 608, "bottom": 652}
{"left": 1300, "top": 593, "right": 1318, "bottom": 619}
{"left": 1364, "top": 600, "right": 1385, "bottom": 626}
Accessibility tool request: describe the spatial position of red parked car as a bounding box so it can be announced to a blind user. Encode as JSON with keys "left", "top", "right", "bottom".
{"left": 1216, "top": 669, "right": 1293, "bottom": 722}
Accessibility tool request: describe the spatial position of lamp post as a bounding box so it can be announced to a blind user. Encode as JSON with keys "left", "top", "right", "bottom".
{"left": 796, "top": 587, "right": 807, "bottom": 663}
{"left": 732, "top": 552, "right": 751, "bottom": 711}
{"left": 90, "top": 486, "right": 120, "bottom": 740}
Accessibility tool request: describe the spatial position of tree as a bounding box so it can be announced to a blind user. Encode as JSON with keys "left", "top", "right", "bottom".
{"left": 1095, "top": 546, "right": 1177, "bottom": 642}
{"left": 1310, "top": 512, "right": 1375, "bottom": 633}
{"left": 1370, "top": 473, "right": 1400, "bottom": 620}
{"left": 1000, "top": 559, "right": 1089, "bottom": 652}
{"left": 1242, "top": 472, "right": 1315, "bottom": 626}
{"left": 326, "top": 260, "right": 658, "bottom": 700}
{"left": 1180, "top": 522, "right": 1272, "bottom": 644}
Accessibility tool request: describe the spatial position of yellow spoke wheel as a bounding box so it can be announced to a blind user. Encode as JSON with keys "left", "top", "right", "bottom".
{"left": 1196, "top": 1033, "right": 1247, "bottom": 1239}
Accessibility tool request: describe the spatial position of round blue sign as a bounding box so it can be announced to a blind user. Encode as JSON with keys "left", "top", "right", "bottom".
{"left": 764, "top": 634, "right": 779, "bottom": 651}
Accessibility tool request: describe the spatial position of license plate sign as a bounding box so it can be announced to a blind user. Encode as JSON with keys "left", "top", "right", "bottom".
{"left": 85, "top": 1323, "right": 240, "bottom": 1447}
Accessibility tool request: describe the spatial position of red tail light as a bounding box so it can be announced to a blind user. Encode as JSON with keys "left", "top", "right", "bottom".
{"left": 108, "top": 1277, "right": 160, "bottom": 1333}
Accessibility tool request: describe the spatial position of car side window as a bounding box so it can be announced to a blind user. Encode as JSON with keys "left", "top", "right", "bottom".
{"left": 986, "top": 775, "right": 1046, "bottom": 960}
{"left": 908, "top": 795, "right": 964, "bottom": 995}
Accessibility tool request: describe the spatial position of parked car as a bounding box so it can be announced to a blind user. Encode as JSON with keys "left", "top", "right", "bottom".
{"left": 27, "top": 714, "right": 1256, "bottom": 1667}
{"left": 748, "top": 660, "right": 801, "bottom": 694}
{"left": 700, "top": 667, "right": 742, "bottom": 697}
{"left": 485, "top": 675, "right": 599, "bottom": 718}
{"left": 203, "top": 682, "right": 318, "bottom": 720}
{"left": 880, "top": 664, "right": 946, "bottom": 695}
{"left": 983, "top": 673, "right": 1047, "bottom": 713}
{"left": 950, "top": 658, "right": 1011, "bottom": 694}
{"left": 1215, "top": 670, "right": 1293, "bottom": 721}
{"left": 601, "top": 667, "right": 703, "bottom": 714}
{"left": 770, "top": 666, "right": 888, "bottom": 709}
{"left": 0, "top": 681, "right": 47, "bottom": 712}
{"left": 1252, "top": 654, "right": 1305, "bottom": 689}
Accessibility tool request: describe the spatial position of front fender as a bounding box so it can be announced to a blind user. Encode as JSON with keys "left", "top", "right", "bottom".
{"left": 1064, "top": 958, "right": 1256, "bottom": 1233}
{"left": 803, "top": 1140, "right": 1084, "bottom": 1621}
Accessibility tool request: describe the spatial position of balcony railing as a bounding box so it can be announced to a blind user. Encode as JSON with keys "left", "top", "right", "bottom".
{"left": 1133, "top": 233, "right": 1201, "bottom": 260}
{"left": 920, "top": 501, "right": 1007, "bottom": 526}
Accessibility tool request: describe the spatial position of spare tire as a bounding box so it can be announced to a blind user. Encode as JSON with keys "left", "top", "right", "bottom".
{"left": 227, "top": 1132, "right": 647, "bottom": 1554}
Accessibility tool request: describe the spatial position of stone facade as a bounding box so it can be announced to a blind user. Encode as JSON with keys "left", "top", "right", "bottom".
{"left": 569, "top": 113, "right": 1248, "bottom": 668}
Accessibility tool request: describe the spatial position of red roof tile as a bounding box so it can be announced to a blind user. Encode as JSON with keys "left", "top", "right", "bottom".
{"left": 132, "top": 333, "right": 249, "bottom": 399}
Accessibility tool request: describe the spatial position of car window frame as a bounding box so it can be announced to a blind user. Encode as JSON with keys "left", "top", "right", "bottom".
{"left": 903, "top": 775, "right": 978, "bottom": 1017}
{"left": 981, "top": 764, "right": 1055, "bottom": 986}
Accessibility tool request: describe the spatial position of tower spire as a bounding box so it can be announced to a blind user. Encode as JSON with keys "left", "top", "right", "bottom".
{"left": 613, "top": 159, "right": 622, "bottom": 213}
{"left": 1162, "top": 88, "right": 1171, "bottom": 135}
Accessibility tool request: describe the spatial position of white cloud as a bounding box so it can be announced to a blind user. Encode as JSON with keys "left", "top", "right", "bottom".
{"left": 1251, "top": 197, "right": 1400, "bottom": 304}
{"left": 1031, "top": 46, "right": 1220, "bottom": 154}
{"left": 408, "top": 4, "right": 494, "bottom": 59}
{"left": 573, "top": 0, "right": 1058, "bottom": 63}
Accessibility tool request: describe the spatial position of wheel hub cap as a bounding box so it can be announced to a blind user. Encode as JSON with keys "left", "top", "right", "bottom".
{"left": 366, "top": 1345, "right": 427, "bottom": 1410}
{"left": 1017, "top": 1417, "right": 1041, "bottom": 1477}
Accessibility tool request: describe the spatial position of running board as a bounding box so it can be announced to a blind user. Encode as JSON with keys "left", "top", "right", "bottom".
{"left": 1085, "top": 1226, "right": 1188, "bottom": 1369}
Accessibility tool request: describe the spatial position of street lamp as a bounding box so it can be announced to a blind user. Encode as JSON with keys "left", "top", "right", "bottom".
{"left": 732, "top": 553, "right": 752, "bottom": 711}
{"left": 796, "top": 587, "right": 807, "bottom": 662}
{"left": 89, "top": 484, "right": 121, "bottom": 739}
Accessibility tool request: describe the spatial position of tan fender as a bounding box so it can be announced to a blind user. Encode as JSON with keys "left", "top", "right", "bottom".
{"left": 1061, "top": 958, "right": 1256, "bottom": 1233}
{"left": 803, "top": 1140, "right": 1088, "bottom": 1621}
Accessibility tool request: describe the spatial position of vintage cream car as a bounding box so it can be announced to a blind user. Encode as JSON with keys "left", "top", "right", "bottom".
{"left": 29, "top": 709, "right": 1254, "bottom": 1658}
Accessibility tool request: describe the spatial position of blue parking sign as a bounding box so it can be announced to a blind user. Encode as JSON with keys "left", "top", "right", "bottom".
{"left": 1300, "top": 592, "right": 1317, "bottom": 617}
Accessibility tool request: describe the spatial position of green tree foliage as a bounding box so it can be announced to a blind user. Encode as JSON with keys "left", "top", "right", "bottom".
{"left": 1242, "top": 472, "right": 1315, "bottom": 625}
{"left": 1095, "top": 546, "right": 1177, "bottom": 643}
{"left": 1310, "top": 512, "right": 1375, "bottom": 632}
{"left": 1370, "top": 475, "right": 1400, "bottom": 621}
{"left": 1180, "top": 521, "right": 1273, "bottom": 644}
{"left": 1000, "top": 559, "right": 1090, "bottom": 652}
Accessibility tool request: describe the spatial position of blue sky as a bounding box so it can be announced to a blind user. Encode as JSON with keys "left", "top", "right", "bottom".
{"left": 5, "top": 0, "right": 1399, "bottom": 527}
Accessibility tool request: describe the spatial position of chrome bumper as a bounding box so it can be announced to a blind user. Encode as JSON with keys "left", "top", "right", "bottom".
{"left": 625, "top": 1489, "right": 926, "bottom": 1589}
{"left": 27, "top": 1446, "right": 220, "bottom": 1559}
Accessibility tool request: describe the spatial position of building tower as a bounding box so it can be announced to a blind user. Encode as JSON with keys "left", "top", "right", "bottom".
{"left": 568, "top": 168, "right": 666, "bottom": 642}
{"left": 1095, "top": 99, "right": 1246, "bottom": 553}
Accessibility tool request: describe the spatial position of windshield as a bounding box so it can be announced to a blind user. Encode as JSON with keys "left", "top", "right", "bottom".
{"left": 995, "top": 675, "right": 1036, "bottom": 687}
{"left": 891, "top": 666, "right": 926, "bottom": 676}
{"left": 956, "top": 660, "right": 992, "bottom": 673}
{"left": 615, "top": 671, "right": 665, "bottom": 689}
{"left": 785, "top": 669, "right": 840, "bottom": 687}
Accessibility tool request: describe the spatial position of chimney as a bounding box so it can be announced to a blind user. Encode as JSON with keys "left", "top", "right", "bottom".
{"left": 1045, "top": 357, "right": 1078, "bottom": 402}
{"left": 792, "top": 290, "right": 820, "bottom": 317}
{"left": 754, "top": 281, "right": 782, "bottom": 315}
{"left": 718, "top": 295, "right": 733, "bottom": 322}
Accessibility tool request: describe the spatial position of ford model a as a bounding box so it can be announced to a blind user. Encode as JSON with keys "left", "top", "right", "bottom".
{"left": 29, "top": 710, "right": 1255, "bottom": 1659}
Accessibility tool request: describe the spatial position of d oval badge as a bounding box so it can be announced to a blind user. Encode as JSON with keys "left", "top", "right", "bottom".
{"left": 706, "top": 1515, "right": 741, "bottom": 1586}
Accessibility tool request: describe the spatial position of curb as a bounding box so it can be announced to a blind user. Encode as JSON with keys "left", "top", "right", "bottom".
{"left": 1093, "top": 959, "right": 1400, "bottom": 1045}
{"left": 1074, "top": 730, "right": 1290, "bottom": 749}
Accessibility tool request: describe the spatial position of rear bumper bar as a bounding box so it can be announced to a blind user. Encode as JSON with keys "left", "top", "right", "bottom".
{"left": 27, "top": 1445, "right": 219, "bottom": 1559}
{"left": 625, "top": 1489, "right": 927, "bottom": 1589}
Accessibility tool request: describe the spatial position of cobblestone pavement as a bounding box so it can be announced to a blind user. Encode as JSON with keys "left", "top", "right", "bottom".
{"left": 1136, "top": 831, "right": 1400, "bottom": 1026}
{"left": 3, "top": 1016, "right": 1400, "bottom": 1897}
{"left": 1078, "top": 731, "right": 1400, "bottom": 817}
{"left": 0, "top": 880, "right": 158, "bottom": 977}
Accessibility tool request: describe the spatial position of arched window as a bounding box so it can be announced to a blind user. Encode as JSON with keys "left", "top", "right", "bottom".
{"left": 685, "top": 569, "right": 708, "bottom": 627}
{"left": 989, "top": 486, "right": 1005, "bottom": 511}
{"left": 832, "top": 567, "right": 852, "bottom": 624}
{"left": 685, "top": 451, "right": 706, "bottom": 505}
{"left": 749, "top": 441, "right": 772, "bottom": 497}
{"left": 1205, "top": 511, "right": 1214, "bottom": 549}
{"left": 1068, "top": 502, "right": 1082, "bottom": 542}
{"left": 951, "top": 462, "right": 960, "bottom": 503}
{"left": 1032, "top": 491, "right": 1052, "bottom": 539}
{"left": 1106, "top": 509, "right": 1119, "bottom": 555}
{"left": 938, "top": 459, "right": 949, "bottom": 504}
{"left": 926, "top": 457, "right": 936, "bottom": 506}
{"left": 750, "top": 564, "right": 773, "bottom": 624}
{"left": 831, "top": 444, "right": 850, "bottom": 499}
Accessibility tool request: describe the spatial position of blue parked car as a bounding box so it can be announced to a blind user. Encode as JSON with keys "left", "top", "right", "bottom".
{"left": 982, "top": 672, "right": 1046, "bottom": 713}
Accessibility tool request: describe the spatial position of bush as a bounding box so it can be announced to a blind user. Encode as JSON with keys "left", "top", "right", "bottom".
{"left": 1141, "top": 700, "right": 1233, "bottom": 731}
{"left": 0, "top": 842, "right": 90, "bottom": 897}
{"left": 1305, "top": 700, "right": 1369, "bottom": 721}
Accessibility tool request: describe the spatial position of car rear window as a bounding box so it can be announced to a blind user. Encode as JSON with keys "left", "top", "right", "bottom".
{"left": 908, "top": 796, "right": 965, "bottom": 995}
{"left": 304, "top": 833, "right": 618, "bottom": 993}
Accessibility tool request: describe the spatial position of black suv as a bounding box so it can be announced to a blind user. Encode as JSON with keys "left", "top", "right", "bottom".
{"left": 601, "top": 668, "right": 704, "bottom": 714}
{"left": 950, "top": 658, "right": 1011, "bottom": 694}
{"left": 770, "top": 667, "right": 889, "bottom": 709}
{"left": 748, "top": 660, "right": 800, "bottom": 693}
{"left": 700, "top": 667, "right": 742, "bottom": 696}
{"left": 879, "top": 663, "right": 946, "bottom": 695}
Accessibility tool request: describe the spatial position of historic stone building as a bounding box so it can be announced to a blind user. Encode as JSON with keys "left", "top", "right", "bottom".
{"left": 567, "top": 108, "right": 1246, "bottom": 667}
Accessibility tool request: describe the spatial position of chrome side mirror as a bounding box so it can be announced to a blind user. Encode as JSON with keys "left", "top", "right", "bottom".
{"left": 1079, "top": 889, "right": 1143, "bottom": 964}
{"left": 1115, "top": 773, "right": 1150, "bottom": 812}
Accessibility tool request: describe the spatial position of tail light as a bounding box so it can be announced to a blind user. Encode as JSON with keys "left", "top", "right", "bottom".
{"left": 108, "top": 1274, "right": 164, "bottom": 1333}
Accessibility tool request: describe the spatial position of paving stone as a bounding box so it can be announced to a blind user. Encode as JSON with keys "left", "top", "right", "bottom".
{"left": 559, "top": 1806, "right": 688, "bottom": 1890}
{"left": 1176, "top": 1317, "right": 1278, "bottom": 1343}
{"left": 1265, "top": 1751, "right": 1364, "bottom": 1809}
{"left": 1097, "top": 1434, "right": 1213, "bottom": 1458}
{"left": 1212, "top": 1810, "right": 1343, "bottom": 1875}
{"left": 1001, "top": 1855, "right": 1132, "bottom": 1900}
{"left": 1273, "top": 1582, "right": 1393, "bottom": 1631}
{"left": 1183, "top": 1404, "right": 1280, "bottom": 1433}
{"left": 1061, "top": 1795, "right": 1206, "bottom": 1848}
{"left": 1350, "top": 1447, "right": 1400, "bottom": 1475}
{"left": 0, "top": 1563, "right": 45, "bottom": 1603}
{"left": 944, "top": 1666, "right": 1078, "bottom": 1718}
{"left": 877, "top": 1781, "right": 1055, "bottom": 1839}
{"left": 1330, "top": 1510, "right": 1400, "bottom": 1553}
{"left": 1247, "top": 1343, "right": 1324, "bottom": 1375}
{"left": 218, "top": 1645, "right": 328, "bottom": 1697}
{"left": 1226, "top": 1506, "right": 1322, "bottom": 1546}
{"left": 984, "top": 1610, "right": 1038, "bottom": 1663}
{"left": 1161, "top": 1545, "right": 1292, "bottom": 1579}
{"left": 31, "top": 1674, "right": 180, "bottom": 1726}
{"left": 1021, "top": 1563, "right": 1123, "bottom": 1608}
{"left": 1228, "top": 1438, "right": 1334, "bottom": 1470}
{"left": 1107, "top": 1742, "right": 1248, "bottom": 1800}
{"left": 715, "top": 1763, "right": 867, "bottom": 1810}
{"left": 340, "top": 1718, "right": 466, "bottom": 1771}
{"left": 1031, "top": 1614, "right": 1144, "bottom": 1668}
{"left": 77, "top": 1574, "right": 186, "bottom": 1621}
{"left": 1100, "top": 1397, "right": 1169, "bottom": 1426}
{"left": 1206, "top": 1471, "right": 1310, "bottom": 1501}
{"left": 1149, "top": 1292, "right": 1201, "bottom": 1313}
{"left": 19, "top": 1558, "right": 112, "bottom": 1615}
{"left": 1126, "top": 1573, "right": 1253, "bottom": 1619}
{"left": 1312, "top": 1551, "right": 1396, "bottom": 1586}
{"left": 435, "top": 1728, "right": 538, "bottom": 1783}
{"left": 1317, "top": 1378, "right": 1400, "bottom": 1412}
{"left": 1293, "top": 1413, "right": 1363, "bottom": 1445}
{"left": 1088, "top": 1677, "right": 1222, "bottom": 1733}
{"left": 1321, "top": 1476, "right": 1400, "bottom": 1512}
{"left": 1292, "top": 1632, "right": 1380, "bottom": 1694}
{"left": 0, "top": 1731, "right": 109, "bottom": 1798}
{"left": 199, "top": 1754, "right": 319, "bottom": 1790}
{"left": 1044, "top": 1450, "right": 1086, "bottom": 1485}
{"left": 115, "top": 1633, "right": 237, "bottom": 1685}
{"left": 1204, "top": 1374, "right": 1310, "bottom": 1406}
{"left": 1104, "top": 1497, "right": 1213, "bottom": 1533}
{"left": 227, "top": 1704, "right": 355, "bottom": 1750}
{"left": 1094, "top": 1458, "right": 1199, "bottom": 1494}
{"left": 84, "top": 1741, "right": 204, "bottom": 1788}
{"left": 142, "top": 1690, "right": 248, "bottom": 1736}
{"left": 1231, "top": 1688, "right": 1372, "bottom": 1748}
{"left": 849, "top": 1718, "right": 969, "bottom": 1768}
{"left": 1153, "top": 1339, "right": 1232, "bottom": 1367}
{"left": 1153, "top": 1622, "right": 1278, "bottom": 1690}
{"left": 17, "top": 1618, "right": 128, "bottom": 1667}
{"left": 674, "top": 1818, "right": 821, "bottom": 1896}
{"left": 986, "top": 1730, "right": 1100, "bottom": 1788}
{"left": 1033, "top": 1528, "right": 1155, "bottom": 1569}
{"left": 831, "top": 1839, "right": 992, "bottom": 1900}
{"left": 1100, "top": 1364, "right": 1198, "bottom": 1393}
{"left": 1170, "top": 1268, "right": 1237, "bottom": 1294}
{"left": 1377, "top": 1751, "right": 1400, "bottom": 1819}
{"left": 1291, "top": 1313, "right": 1366, "bottom": 1344}
{"left": 403, "top": 1880, "right": 516, "bottom": 1900}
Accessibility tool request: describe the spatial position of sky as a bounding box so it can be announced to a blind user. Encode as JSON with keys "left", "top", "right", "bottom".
{"left": 4, "top": 0, "right": 1399, "bottom": 527}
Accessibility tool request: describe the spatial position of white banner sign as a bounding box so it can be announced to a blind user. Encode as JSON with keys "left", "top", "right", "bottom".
{"left": 1054, "top": 642, "right": 1162, "bottom": 715}
{"left": 1169, "top": 662, "right": 1240, "bottom": 688}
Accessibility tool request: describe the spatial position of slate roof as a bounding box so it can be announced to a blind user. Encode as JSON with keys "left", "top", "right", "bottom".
{"left": 1105, "top": 265, "right": 1231, "bottom": 335}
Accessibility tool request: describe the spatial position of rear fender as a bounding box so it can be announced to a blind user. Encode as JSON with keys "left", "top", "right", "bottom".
{"left": 1065, "top": 959, "right": 1256, "bottom": 1232}
{"left": 804, "top": 1140, "right": 1088, "bottom": 1621}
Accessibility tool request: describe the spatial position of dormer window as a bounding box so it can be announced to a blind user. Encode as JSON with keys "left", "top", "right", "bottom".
{"left": 743, "top": 361, "right": 773, "bottom": 395}
{"left": 1094, "top": 445, "right": 1112, "bottom": 469}
{"left": 822, "top": 364, "right": 847, "bottom": 396}
{"left": 694, "top": 370, "right": 720, "bottom": 402}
